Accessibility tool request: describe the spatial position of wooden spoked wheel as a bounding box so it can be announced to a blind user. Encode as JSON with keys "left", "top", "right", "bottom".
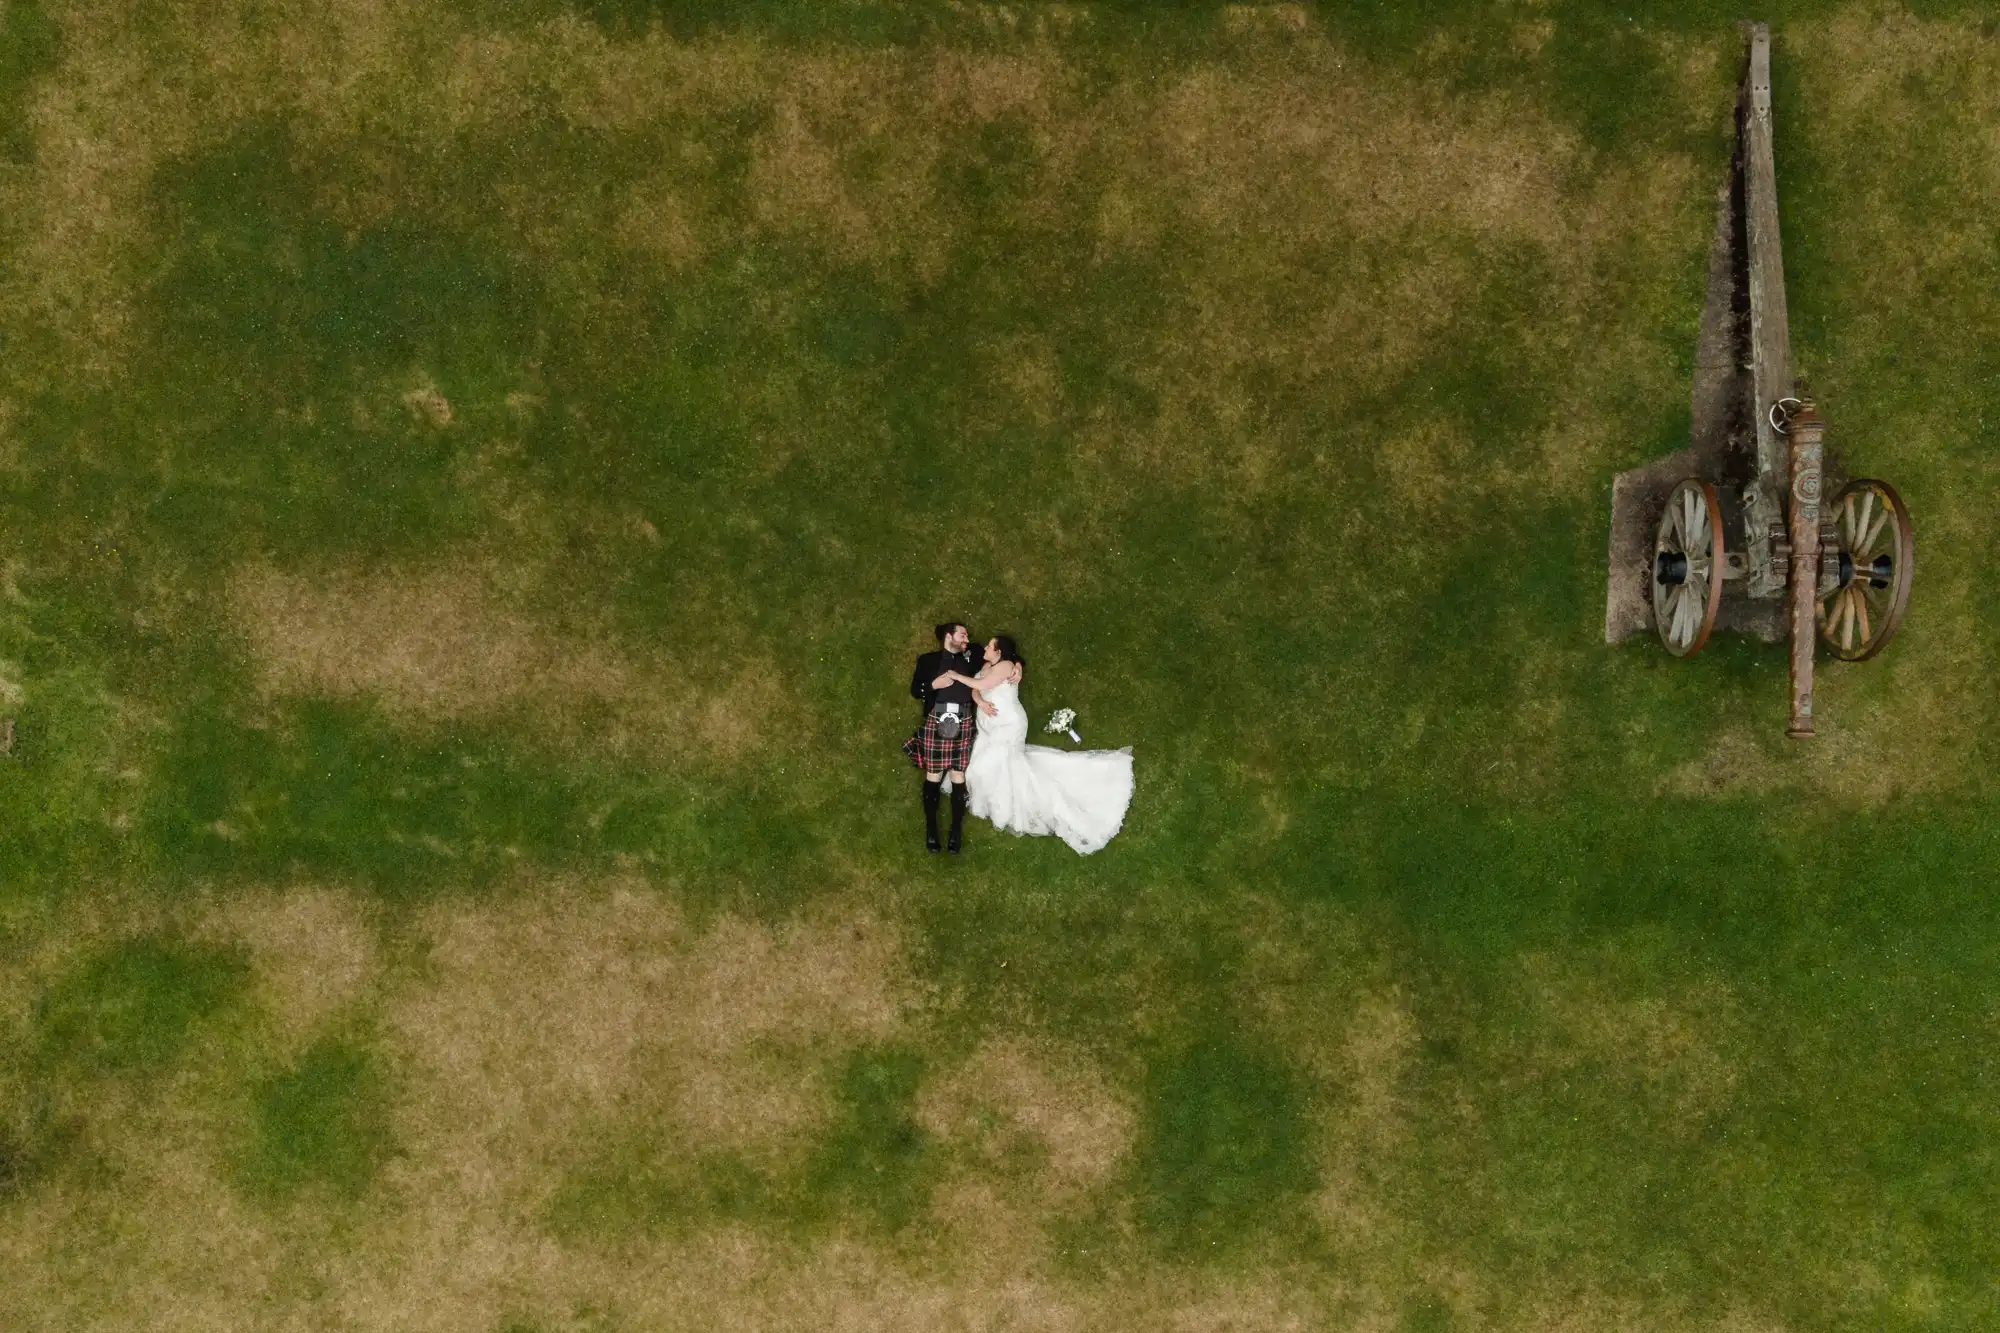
{"left": 1817, "top": 479, "right": 1913, "bottom": 661}
{"left": 1653, "top": 479, "right": 1726, "bottom": 658}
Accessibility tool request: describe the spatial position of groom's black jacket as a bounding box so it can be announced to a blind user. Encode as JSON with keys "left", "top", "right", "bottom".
{"left": 912, "top": 647, "right": 980, "bottom": 717}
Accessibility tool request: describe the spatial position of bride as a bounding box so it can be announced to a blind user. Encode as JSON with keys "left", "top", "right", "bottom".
{"left": 938, "top": 637, "right": 1133, "bottom": 855}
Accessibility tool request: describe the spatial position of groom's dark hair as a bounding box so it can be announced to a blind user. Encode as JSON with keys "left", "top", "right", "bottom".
{"left": 935, "top": 622, "right": 968, "bottom": 644}
{"left": 992, "top": 635, "right": 1024, "bottom": 668}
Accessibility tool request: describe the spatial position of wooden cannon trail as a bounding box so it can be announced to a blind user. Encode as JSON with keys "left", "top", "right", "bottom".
{"left": 1605, "top": 21, "right": 1914, "bottom": 737}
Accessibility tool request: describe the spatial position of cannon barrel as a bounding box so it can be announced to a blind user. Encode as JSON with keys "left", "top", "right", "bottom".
{"left": 1786, "top": 403, "right": 1825, "bottom": 737}
{"left": 1743, "top": 22, "right": 1793, "bottom": 605}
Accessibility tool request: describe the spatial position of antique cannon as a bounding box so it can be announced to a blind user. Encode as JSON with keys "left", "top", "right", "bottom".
{"left": 1607, "top": 23, "right": 1913, "bottom": 737}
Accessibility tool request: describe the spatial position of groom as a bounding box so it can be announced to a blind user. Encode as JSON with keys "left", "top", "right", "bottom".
{"left": 906, "top": 622, "right": 993, "bottom": 854}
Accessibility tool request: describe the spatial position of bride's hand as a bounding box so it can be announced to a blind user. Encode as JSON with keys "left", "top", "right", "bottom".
{"left": 979, "top": 699, "right": 998, "bottom": 717}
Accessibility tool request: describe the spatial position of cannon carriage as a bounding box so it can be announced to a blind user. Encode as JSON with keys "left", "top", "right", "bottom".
{"left": 1608, "top": 23, "right": 1913, "bottom": 736}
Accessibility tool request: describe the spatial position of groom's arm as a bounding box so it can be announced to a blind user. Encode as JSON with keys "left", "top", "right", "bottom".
{"left": 910, "top": 654, "right": 932, "bottom": 705}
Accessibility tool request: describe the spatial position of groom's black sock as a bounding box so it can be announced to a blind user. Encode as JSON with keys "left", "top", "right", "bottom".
{"left": 948, "top": 784, "right": 967, "bottom": 854}
{"left": 922, "top": 779, "right": 942, "bottom": 852}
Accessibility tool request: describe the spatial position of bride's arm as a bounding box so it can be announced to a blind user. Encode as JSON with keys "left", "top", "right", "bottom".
{"left": 960, "top": 665, "right": 1011, "bottom": 714}
{"left": 972, "top": 663, "right": 1021, "bottom": 714}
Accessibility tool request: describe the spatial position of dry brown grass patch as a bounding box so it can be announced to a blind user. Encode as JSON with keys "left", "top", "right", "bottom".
{"left": 1802, "top": 10, "right": 2000, "bottom": 129}
{"left": 0, "top": 39, "right": 188, "bottom": 379}
{"left": 0, "top": 939, "right": 1424, "bottom": 1333}
{"left": 399, "top": 383, "right": 452, "bottom": 426}
{"left": 1516, "top": 954, "right": 1741, "bottom": 1127}
{"left": 1341, "top": 992, "right": 1417, "bottom": 1146}
{"left": 1145, "top": 59, "right": 1575, "bottom": 251}
{"left": 196, "top": 887, "right": 378, "bottom": 1050}
{"left": 385, "top": 884, "right": 917, "bottom": 1189}
{"left": 982, "top": 332, "right": 1065, "bottom": 428}
{"left": 0, "top": 1089, "right": 302, "bottom": 1332}
{"left": 736, "top": 55, "right": 956, "bottom": 275}
{"left": 1377, "top": 415, "right": 1476, "bottom": 518}
{"left": 613, "top": 178, "right": 704, "bottom": 270}
{"left": 228, "top": 558, "right": 786, "bottom": 764}
{"left": 1222, "top": 4, "right": 1312, "bottom": 35}
{"left": 747, "top": 96, "right": 883, "bottom": 263}
{"left": 349, "top": 22, "right": 1706, "bottom": 503}
{"left": 918, "top": 1038, "right": 1133, "bottom": 1198}
{"left": 926, "top": 48, "right": 1055, "bottom": 124}
{"left": 1307, "top": 990, "right": 1418, "bottom": 1247}
{"left": 231, "top": 560, "right": 592, "bottom": 717}
{"left": 0, "top": 887, "right": 330, "bottom": 1328}
{"left": 1512, "top": 1292, "right": 1794, "bottom": 1333}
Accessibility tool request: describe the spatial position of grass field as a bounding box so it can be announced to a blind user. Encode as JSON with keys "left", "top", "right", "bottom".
{"left": 2, "top": 1, "right": 1998, "bottom": 1329}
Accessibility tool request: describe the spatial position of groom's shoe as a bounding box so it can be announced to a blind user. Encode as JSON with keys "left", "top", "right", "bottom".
{"left": 923, "top": 779, "right": 943, "bottom": 854}
{"left": 947, "top": 785, "right": 967, "bottom": 855}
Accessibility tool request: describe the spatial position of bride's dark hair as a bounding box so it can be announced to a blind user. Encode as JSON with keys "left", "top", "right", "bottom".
{"left": 991, "top": 635, "right": 1024, "bottom": 668}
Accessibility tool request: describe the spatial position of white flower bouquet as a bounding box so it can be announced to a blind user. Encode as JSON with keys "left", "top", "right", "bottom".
{"left": 1044, "top": 708, "right": 1081, "bottom": 743}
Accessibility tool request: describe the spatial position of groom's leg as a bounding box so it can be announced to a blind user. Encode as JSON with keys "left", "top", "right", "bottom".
{"left": 922, "top": 773, "right": 943, "bottom": 853}
{"left": 947, "top": 771, "right": 967, "bottom": 854}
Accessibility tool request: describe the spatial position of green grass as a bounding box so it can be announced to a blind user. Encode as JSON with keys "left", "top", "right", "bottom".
{"left": 805, "top": 1046, "right": 935, "bottom": 1232}
{"left": 242, "top": 1036, "right": 393, "bottom": 1200}
{"left": 1134, "top": 1033, "right": 1314, "bottom": 1256}
{"left": 0, "top": 0, "right": 59, "bottom": 164}
{"left": 35, "top": 938, "right": 248, "bottom": 1076}
{"left": 1, "top": 2, "right": 1998, "bottom": 1328}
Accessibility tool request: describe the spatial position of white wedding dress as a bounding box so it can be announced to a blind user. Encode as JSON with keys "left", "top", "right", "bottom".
{"left": 964, "top": 681, "right": 1133, "bottom": 855}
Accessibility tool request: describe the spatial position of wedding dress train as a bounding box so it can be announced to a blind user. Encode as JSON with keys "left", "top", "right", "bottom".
{"left": 963, "top": 681, "right": 1132, "bottom": 855}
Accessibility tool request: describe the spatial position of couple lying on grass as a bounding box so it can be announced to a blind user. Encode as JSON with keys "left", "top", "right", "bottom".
{"left": 905, "top": 621, "right": 1133, "bottom": 855}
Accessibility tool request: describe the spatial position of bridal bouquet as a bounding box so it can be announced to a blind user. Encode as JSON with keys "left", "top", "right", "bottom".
{"left": 1044, "top": 708, "right": 1081, "bottom": 743}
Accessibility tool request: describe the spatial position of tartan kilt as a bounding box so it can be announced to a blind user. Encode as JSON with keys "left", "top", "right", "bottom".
{"left": 903, "top": 712, "right": 977, "bottom": 772}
